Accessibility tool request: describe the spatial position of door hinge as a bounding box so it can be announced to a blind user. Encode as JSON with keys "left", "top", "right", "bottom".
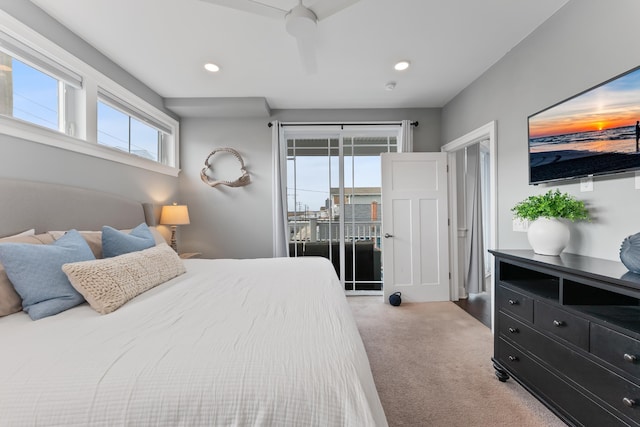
{"left": 446, "top": 165, "right": 449, "bottom": 172}
{"left": 448, "top": 218, "right": 450, "bottom": 226}
{"left": 448, "top": 272, "right": 451, "bottom": 280}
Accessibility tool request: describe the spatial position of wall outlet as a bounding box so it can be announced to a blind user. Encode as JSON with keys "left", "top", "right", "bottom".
{"left": 580, "top": 176, "right": 593, "bottom": 192}
{"left": 513, "top": 218, "right": 529, "bottom": 232}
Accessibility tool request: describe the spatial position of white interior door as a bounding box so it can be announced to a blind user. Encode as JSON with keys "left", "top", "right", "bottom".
{"left": 381, "top": 152, "right": 450, "bottom": 302}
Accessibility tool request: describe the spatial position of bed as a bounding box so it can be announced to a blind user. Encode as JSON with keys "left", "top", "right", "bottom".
{"left": 0, "top": 179, "right": 387, "bottom": 426}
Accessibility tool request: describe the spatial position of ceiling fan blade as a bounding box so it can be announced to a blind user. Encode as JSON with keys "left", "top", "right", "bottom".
{"left": 310, "top": 0, "right": 361, "bottom": 21}
{"left": 199, "top": 0, "right": 287, "bottom": 20}
{"left": 296, "top": 36, "right": 317, "bottom": 74}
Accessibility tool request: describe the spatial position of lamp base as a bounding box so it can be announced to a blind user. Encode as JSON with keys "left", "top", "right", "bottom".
{"left": 169, "top": 225, "right": 178, "bottom": 252}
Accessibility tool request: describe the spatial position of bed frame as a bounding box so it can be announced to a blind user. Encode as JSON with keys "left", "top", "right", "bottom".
{"left": 0, "top": 178, "right": 154, "bottom": 237}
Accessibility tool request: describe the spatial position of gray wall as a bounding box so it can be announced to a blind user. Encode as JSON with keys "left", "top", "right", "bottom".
{"left": 441, "top": 0, "right": 640, "bottom": 260}
{"left": 0, "top": 2, "right": 179, "bottom": 209}
{"left": 0, "top": 135, "right": 177, "bottom": 205}
{"left": 178, "top": 108, "right": 441, "bottom": 258}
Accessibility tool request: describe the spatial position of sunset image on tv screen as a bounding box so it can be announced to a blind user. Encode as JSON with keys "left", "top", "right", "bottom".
{"left": 529, "top": 66, "right": 640, "bottom": 183}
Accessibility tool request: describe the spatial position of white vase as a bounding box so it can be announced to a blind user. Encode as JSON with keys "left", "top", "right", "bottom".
{"left": 527, "top": 217, "right": 570, "bottom": 256}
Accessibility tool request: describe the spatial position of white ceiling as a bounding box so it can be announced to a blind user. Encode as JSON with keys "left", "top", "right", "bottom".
{"left": 29, "top": 0, "right": 568, "bottom": 110}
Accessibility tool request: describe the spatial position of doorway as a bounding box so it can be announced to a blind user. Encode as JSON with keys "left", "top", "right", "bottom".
{"left": 442, "top": 121, "right": 497, "bottom": 330}
{"left": 284, "top": 126, "right": 401, "bottom": 294}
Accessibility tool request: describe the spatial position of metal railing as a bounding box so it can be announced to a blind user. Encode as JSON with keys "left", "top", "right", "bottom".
{"left": 288, "top": 219, "right": 382, "bottom": 244}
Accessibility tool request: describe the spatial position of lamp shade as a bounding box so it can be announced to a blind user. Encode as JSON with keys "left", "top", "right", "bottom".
{"left": 160, "top": 204, "right": 190, "bottom": 225}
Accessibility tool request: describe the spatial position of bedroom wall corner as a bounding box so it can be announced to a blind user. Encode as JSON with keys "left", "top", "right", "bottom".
{"left": 440, "top": 0, "right": 640, "bottom": 260}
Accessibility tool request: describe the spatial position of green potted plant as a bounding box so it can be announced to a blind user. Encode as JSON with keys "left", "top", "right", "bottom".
{"left": 511, "top": 189, "right": 589, "bottom": 256}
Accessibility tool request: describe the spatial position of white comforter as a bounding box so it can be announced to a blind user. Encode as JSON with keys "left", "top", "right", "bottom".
{"left": 0, "top": 257, "right": 387, "bottom": 426}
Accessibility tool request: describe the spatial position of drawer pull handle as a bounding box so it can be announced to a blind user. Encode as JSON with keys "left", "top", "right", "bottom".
{"left": 623, "top": 397, "right": 636, "bottom": 408}
{"left": 508, "top": 355, "right": 519, "bottom": 362}
{"left": 624, "top": 353, "right": 637, "bottom": 363}
{"left": 508, "top": 327, "right": 519, "bottom": 334}
{"left": 508, "top": 299, "right": 518, "bottom": 305}
{"left": 553, "top": 320, "right": 565, "bottom": 327}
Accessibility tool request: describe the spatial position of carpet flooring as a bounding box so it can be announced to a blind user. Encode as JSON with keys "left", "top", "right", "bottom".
{"left": 348, "top": 297, "right": 567, "bottom": 427}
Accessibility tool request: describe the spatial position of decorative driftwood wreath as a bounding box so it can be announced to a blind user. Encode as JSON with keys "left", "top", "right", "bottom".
{"left": 200, "top": 147, "right": 251, "bottom": 188}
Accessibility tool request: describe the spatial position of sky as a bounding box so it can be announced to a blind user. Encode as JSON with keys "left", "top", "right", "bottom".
{"left": 11, "top": 59, "right": 58, "bottom": 129}
{"left": 529, "top": 67, "right": 640, "bottom": 139}
{"left": 288, "top": 155, "right": 383, "bottom": 212}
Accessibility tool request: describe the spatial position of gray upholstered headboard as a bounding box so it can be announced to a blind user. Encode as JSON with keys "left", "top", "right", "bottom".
{"left": 0, "top": 179, "right": 153, "bottom": 237}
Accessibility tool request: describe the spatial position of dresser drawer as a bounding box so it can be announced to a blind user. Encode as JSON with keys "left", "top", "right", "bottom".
{"left": 497, "top": 338, "right": 626, "bottom": 427}
{"left": 534, "top": 300, "right": 589, "bottom": 350}
{"left": 499, "top": 312, "right": 536, "bottom": 350}
{"left": 592, "top": 323, "right": 640, "bottom": 382}
{"left": 497, "top": 285, "right": 533, "bottom": 322}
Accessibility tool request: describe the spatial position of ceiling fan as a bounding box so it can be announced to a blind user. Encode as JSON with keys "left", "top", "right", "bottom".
{"left": 199, "top": 0, "right": 362, "bottom": 74}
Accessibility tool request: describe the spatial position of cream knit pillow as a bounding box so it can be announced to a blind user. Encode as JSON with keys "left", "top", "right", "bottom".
{"left": 62, "top": 243, "right": 186, "bottom": 314}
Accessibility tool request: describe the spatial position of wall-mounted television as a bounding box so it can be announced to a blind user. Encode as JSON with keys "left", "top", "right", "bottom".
{"left": 528, "top": 65, "right": 640, "bottom": 184}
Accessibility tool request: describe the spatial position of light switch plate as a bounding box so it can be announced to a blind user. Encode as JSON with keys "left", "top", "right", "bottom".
{"left": 580, "top": 176, "right": 593, "bottom": 192}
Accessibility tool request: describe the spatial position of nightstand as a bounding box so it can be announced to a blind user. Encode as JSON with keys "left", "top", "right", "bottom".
{"left": 179, "top": 252, "right": 202, "bottom": 259}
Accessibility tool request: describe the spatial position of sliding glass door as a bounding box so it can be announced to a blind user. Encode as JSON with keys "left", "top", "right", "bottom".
{"left": 285, "top": 127, "right": 399, "bottom": 294}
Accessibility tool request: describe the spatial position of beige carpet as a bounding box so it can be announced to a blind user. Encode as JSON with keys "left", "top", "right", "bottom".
{"left": 348, "top": 297, "right": 567, "bottom": 427}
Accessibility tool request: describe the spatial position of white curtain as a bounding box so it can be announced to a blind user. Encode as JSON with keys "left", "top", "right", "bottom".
{"left": 271, "top": 121, "right": 289, "bottom": 257}
{"left": 399, "top": 120, "right": 414, "bottom": 152}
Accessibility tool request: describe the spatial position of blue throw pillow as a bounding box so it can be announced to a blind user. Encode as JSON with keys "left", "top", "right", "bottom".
{"left": 0, "top": 229, "right": 95, "bottom": 320}
{"left": 102, "top": 223, "right": 155, "bottom": 258}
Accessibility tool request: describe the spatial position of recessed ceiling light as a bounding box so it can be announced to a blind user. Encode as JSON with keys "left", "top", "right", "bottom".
{"left": 394, "top": 60, "right": 411, "bottom": 71}
{"left": 204, "top": 63, "right": 220, "bottom": 73}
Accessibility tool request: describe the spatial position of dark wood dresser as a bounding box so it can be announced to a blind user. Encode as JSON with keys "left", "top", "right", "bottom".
{"left": 490, "top": 249, "right": 640, "bottom": 427}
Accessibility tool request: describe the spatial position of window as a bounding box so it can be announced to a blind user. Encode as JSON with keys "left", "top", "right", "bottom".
{"left": 0, "top": 14, "right": 179, "bottom": 176}
{"left": 0, "top": 29, "right": 80, "bottom": 135}
{"left": 98, "top": 99, "right": 163, "bottom": 162}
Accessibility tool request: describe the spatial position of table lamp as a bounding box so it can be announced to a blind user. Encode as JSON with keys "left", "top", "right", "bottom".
{"left": 160, "top": 203, "right": 190, "bottom": 252}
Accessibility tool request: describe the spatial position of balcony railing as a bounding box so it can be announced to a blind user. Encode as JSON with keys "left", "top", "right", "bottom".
{"left": 288, "top": 218, "right": 383, "bottom": 292}
{"left": 288, "top": 218, "right": 382, "bottom": 245}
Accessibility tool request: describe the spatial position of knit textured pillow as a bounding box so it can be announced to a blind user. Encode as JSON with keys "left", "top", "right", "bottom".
{"left": 62, "top": 243, "right": 186, "bottom": 314}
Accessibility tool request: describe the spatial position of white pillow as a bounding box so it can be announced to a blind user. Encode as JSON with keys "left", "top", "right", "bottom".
{"left": 3, "top": 228, "right": 35, "bottom": 238}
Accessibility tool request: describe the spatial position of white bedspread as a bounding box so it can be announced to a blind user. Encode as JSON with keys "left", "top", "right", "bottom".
{"left": 0, "top": 257, "right": 387, "bottom": 426}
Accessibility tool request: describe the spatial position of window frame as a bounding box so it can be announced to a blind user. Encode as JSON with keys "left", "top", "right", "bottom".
{"left": 0, "top": 10, "right": 180, "bottom": 177}
{"left": 97, "top": 89, "right": 169, "bottom": 164}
